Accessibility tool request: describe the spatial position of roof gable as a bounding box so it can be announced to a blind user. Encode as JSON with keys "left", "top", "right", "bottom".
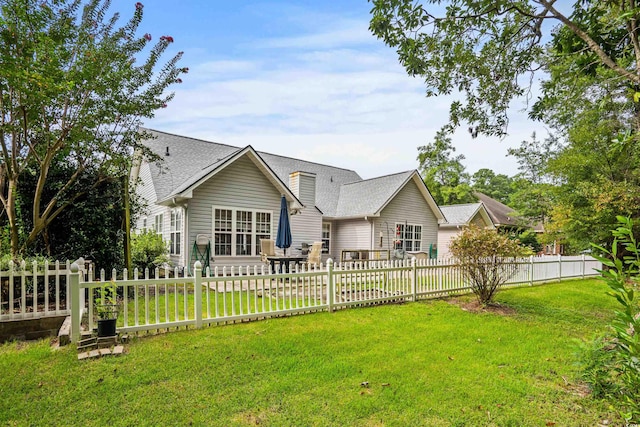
{"left": 155, "top": 144, "right": 302, "bottom": 209}
{"left": 333, "top": 170, "right": 444, "bottom": 221}
{"left": 440, "top": 203, "right": 494, "bottom": 228}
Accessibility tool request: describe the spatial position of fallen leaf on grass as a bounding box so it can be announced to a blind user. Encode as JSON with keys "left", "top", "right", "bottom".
{"left": 381, "top": 383, "right": 390, "bottom": 387}
{"left": 546, "top": 422, "right": 556, "bottom": 426}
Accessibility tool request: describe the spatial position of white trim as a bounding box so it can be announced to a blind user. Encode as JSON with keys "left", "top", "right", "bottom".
{"left": 170, "top": 208, "right": 183, "bottom": 255}
{"left": 154, "top": 213, "right": 164, "bottom": 235}
{"left": 211, "top": 205, "right": 274, "bottom": 257}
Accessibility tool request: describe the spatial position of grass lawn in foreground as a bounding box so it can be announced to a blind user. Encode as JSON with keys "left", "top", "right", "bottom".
{"left": 0, "top": 278, "right": 621, "bottom": 426}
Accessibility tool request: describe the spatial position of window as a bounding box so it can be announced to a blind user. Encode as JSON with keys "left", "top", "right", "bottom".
{"left": 214, "top": 209, "right": 232, "bottom": 256}
{"left": 322, "top": 222, "right": 331, "bottom": 254}
{"left": 255, "top": 212, "right": 272, "bottom": 255}
{"left": 154, "top": 214, "right": 164, "bottom": 234}
{"left": 213, "top": 207, "right": 272, "bottom": 256}
{"left": 395, "top": 223, "right": 422, "bottom": 251}
{"left": 142, "top": 218, "right": 147, "bottom": 231}
{"left": 235, "top": 210, "right": 252, "bottom": 255}
{"left": 170, "top": 209, "right": 183, "bottom": 255}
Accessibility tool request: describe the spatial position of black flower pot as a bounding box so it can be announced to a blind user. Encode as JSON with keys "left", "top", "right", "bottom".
{"left": 97, "top": 318, "right": 117, "bottom": 337}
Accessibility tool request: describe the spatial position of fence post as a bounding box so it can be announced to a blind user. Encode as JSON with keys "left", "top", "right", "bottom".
{"left": 411, "top": 257, "right": 417, "bottom": 301}
{"left": 558, "top": 254, "right": 562, "bottom": 282}
{"left": 327, "top": 258, "right": 334, "bottom": 313}
{"left": 194, "top": 261, "right": 203, "bottom": 329}
{"left": 581, "top": 253, "right": 586, "bottom": 279}
{"left": 70, "top": 263, "right": 81, "bottom": 344}
{"left": 529, "top": 255, "right": 534, "bottom": 286}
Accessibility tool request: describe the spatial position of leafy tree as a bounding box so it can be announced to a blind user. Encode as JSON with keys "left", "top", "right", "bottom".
{"left": 471, "top": 168, "right": 513, "bottom": 204}
{"left": 417, "top": 130, "right": 476, "bottom": 205}
{"left": 449, "top": 225, "right": 528, "bottom": 305}
{"left": 0, "top": 0, "right": 185, "bottom": 258}
{"left": 506, "top": 133, "right": 559, "bottom": 243}
{"left": 11, "top": 161, "right": 131, "bottom": 271}
{"left": 369, "top": 0, "right": 640, "bottom": 137}
{"left": 370, "top": 1, "right": 640, "bottom": 252}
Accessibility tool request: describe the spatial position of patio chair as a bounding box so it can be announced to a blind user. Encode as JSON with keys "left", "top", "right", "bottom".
{"left": 260, "top": 239, "right": 276, "bottom": 263}
{"left": 307, "top": 241, "right": 323, "bottom": 267}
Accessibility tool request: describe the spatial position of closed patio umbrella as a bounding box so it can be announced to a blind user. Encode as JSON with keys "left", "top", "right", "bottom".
{"left": 275, "top": 195, "right": 292, "bottom": 256}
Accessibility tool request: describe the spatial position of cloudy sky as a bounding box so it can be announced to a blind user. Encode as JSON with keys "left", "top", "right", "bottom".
{"left": 113, "top": 0, "right": 549, "bottom": 179}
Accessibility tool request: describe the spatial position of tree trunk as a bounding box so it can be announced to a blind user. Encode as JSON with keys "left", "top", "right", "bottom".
{"left": 6, "top": 177, "right": 20, "bottom": 260}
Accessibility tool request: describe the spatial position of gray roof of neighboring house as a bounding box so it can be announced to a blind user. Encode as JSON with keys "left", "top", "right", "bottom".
{"left": 140, "top": 129, "right": 364, "bottom": 216}
{"left": 334, "top": 171, "right": 415, "bottom": 217}
{"left": 439, "top": 203, "right": 484, "bottom": 226}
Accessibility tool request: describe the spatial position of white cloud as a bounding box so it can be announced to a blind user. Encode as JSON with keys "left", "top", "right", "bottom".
{"left": 148, "top": 12, "right": 544, "bottom": 181}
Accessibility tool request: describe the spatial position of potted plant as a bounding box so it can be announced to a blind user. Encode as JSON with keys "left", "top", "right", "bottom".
{"left": 95, "top": 280, "right": 119, "bottom": 337}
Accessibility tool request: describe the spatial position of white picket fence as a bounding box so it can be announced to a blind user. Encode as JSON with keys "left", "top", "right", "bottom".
{"left": 65, "top": 255, "right": 601, "bottom": 343}
{"left": 0, "top": 259, "right": 93, "bottom": 321}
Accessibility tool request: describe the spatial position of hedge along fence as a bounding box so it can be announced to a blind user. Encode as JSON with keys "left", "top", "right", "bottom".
{"left": 68, "top": 255, "right": 601, "bottom": 343}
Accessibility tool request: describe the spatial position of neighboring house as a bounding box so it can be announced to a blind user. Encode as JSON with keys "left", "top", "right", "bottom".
{"left": 131, "top": 129, "right": 445, "bottom": 269}
{"left": 474, "top": 192, "right": 563, "bottom": 255}
{"left": 473, "top": 192, "right": 521, "bottom": 231}
{"left": 437, "top": 203, "right": 495, "bottom": 258}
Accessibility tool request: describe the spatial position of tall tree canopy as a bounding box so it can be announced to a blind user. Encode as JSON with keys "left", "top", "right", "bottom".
{"left": 471, "top": 168, "right": 513, "bottom": 205}
{"left": 371, "top": 0, "right": 640, "bottom": 250}
{"left": 417, "top": 130, "right": 475, "bottom": 205}
{"left": 370, "top": 0, "right": 640, "bottom": 136}
{"left": 0, "top": 0, "right": 185, "bottom": 258}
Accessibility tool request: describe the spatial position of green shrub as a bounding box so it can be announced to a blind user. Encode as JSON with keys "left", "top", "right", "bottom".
{"left": 450, "top": 225, "right": 528, "bottom": 305}
{"left": 130, "top": 230, "right": 170, "bottom": 273}
{"left": 590, "top": 216, "right": 640, "bottom": 422}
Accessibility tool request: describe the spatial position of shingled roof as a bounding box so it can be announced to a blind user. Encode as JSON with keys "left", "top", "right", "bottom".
{"left": 439, "top": 203, "right": 483, "bottom": 226}
{"left": 139, "top": 129, "right": 445, "bottom": 220}
{"left": 334, "top": 171, "right": 414, "bottom": 218}
{"left": 473, "top": 192, "right": 519, "bottom": 228}
{"left": 143, "top": 129, "right": 438, "bottom": 218}
{"left": 439, "top": 202, "right": 494, "bottom": 228}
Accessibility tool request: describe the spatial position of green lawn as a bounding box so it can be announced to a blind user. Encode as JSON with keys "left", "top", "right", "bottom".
{"left": 0, "top": 278, "right": 622, "bottom": 426}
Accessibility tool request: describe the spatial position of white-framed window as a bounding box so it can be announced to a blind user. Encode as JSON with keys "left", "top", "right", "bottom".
{"left": 142, "top": 218, "right": 147, "bottom": 231}
{"left": 154, "top": 213, "right": 164, "bottom": 234}
{"left": 322, "top": 222, "right": 331, "bottom": 254}
{"left": 214, "top": 208, "right": 233, "bottom": 256}
{"left": 395, "top": 223, "right": 422, "bottom": 251}
{"left": 235, "top": 210, "right": 252, "bottom": 255}
{"left": 213, "top": 207, "right": 272, "bottom": 257}
{"left": 255, "top": 211, "right": 272, "bottom": 255}
{"left": 170, "top": 208, "right": 183, "bottom": 255}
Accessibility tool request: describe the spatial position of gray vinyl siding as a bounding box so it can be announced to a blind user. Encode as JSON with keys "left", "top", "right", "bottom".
{"left": 332, "top": 219, "right": 372, "bottom": 261}
{"left": 375, "top": 180, "right": 439, "bottom": 255}
{"left": 187, "top": 156, "right": 283, "bottom": 269}
{"left": 290, "top": 208, "right": 322, "bottom": 256}
{"left": 437, "top": 227, "right": 458, "bottom": 259}
{"left": 133, "top": 162, "right": 159, "bottom": 230}
{"left": 298, "top": 174, "right": 316, "bottom": 207}
{"left": 133, "top": 162, "right": 175, "bottom": 264}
